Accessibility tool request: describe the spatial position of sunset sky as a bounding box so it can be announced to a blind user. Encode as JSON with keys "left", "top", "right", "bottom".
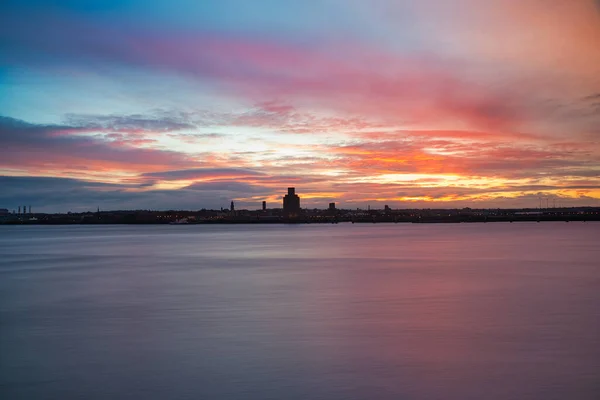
{"left": 1, "top": 0, "right": 599, "bottom": 212}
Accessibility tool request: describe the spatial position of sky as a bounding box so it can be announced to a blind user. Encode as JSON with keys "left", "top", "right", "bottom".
{"left": 1, "top": 0, "right": 599, "bottom": 212}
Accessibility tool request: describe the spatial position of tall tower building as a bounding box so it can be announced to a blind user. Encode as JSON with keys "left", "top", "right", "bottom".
{"left": 230, "top": 201, "right": 235, "bottom": 212}
{"left": 283, "top": 187, "right": 300, "bottom": 217}
{"left": 262, "top": 201, "right": 267, "bottom": 211}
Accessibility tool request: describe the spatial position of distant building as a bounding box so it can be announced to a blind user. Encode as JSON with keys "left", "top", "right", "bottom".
{"left": 384, "top": 205, "right": 391, "bottom": 212}
{"left": 0, "top": 208, "right": 8, "bottom": 216}
{"left": 230, "top": 201, "right": 235, "bottom": 212}
{"left": 283, "top": 187, "right": 300, "bottom": 216}
{"left": 262, "top": 201, "right": 267, "bottom": 211}
{"left": 329, "top": 202, "right": 336, "bottom": 210}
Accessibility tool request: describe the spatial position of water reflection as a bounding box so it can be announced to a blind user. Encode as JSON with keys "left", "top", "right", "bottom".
{"left": 1, "top": 223, "right": 599, "bottom": 399}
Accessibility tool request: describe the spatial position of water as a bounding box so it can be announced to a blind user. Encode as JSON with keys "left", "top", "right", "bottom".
{"left": 1, "top": 223, "right": 599, "bottom": 400}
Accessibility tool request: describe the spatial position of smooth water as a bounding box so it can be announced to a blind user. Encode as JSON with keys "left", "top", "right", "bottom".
{"left": 1, "top": 223, "right": 599, "bottom": 400}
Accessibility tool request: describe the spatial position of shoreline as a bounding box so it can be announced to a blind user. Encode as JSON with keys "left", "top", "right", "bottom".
{"left": 2, "top": 217, "right": 598, "bottom": 226}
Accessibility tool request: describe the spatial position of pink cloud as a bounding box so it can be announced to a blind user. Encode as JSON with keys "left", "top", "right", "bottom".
{"left": 2, "top": 4, "right": 599, "bottom": 208}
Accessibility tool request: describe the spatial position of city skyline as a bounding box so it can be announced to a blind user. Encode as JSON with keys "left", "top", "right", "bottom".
{"left": 1, "top": 185, "right": 590, "bottom": 216}
{"left": 1, "top": 1, "right": 600, "bottom": 213}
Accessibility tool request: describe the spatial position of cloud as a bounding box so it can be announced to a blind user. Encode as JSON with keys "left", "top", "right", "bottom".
{"left": 168, "top": 133, "right": 227, "bottom": 144}
{"left": 0, "top": 176, "right": 270, "bottom": 212}
{"left": 1, "top": 113, "right": 598, "bottom": 211}
{"left": 0, "top": 115, "right": 194, "bottom": 174}
{"left": 321, "top": 136, "right": 599, "bottom": 179}
{"left": 0, "top": 10, "right": 530, "bottom": 132}
{"left": 142, "top": 168, "right": 265, "bottom": 181}
{"left": 64, "top": 113, "right": 196, "bottom": 133}
{"left": 0, "top": 2, "right": 599, "bottom": 210}
{"left": 185, "top": 180, "right": 271, "bottom": 194}
{"left": 1, "top": 173, "right": 598, "bottom": 214}
{"left": 0, "top": 176, "right": 137, "bottom": 212}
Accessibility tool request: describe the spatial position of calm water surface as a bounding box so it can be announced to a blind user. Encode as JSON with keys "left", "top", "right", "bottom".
{"left": 1, "top": 223, "right": 599, "bottom": 399}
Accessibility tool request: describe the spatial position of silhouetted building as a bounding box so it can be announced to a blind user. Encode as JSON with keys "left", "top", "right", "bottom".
{"left": 329, "top": 202, "right": 336, "bottom": 210}
{"left": 384, "top": 205, "right": 391, "bottom": 212}
{"left": 230, "top": 201, "right": 235, "bottom": 212}
{"left": 23, "top": 205, "right": 27, "bottom": 215}
{"left": 283, "top": 187, "right": 300, "bottom": 216}
{"left": 262, "top": 201, "right": 267, "bottom": 211}
{"left": 0, "top": 208, "right": 8, "bottom": 216}
{"left": 18, "top": 206, "right": 21, "bottom": 215}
